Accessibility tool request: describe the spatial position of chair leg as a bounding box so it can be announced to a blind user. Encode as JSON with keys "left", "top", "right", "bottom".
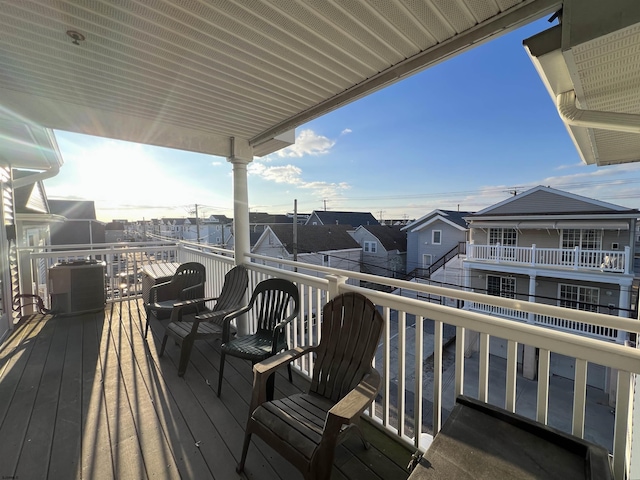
{"left": 159, "top": 333, "right": 169, "bottom": 356}
{"left": 287, "top": 362, "right": 293, "bottom": 384}
{"left": 178, "top": 339, "right": 193, "bottom": 377}
{"left": 217, "top": 351, "right": 226, "bottom": 397}
{"left": 236, "top": 430, "right": 252, "bottom": 474}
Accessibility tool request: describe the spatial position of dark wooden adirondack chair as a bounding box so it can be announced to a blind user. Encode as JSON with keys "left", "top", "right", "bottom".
{"left": 144, "top": 262, "right": 206, "bottom": 338}
{"left": 217, "top": 278, "right": 299, "bottom": 397}
{"left": 237, "top": 291, "right": 384, "bottom": 480}
{"left": 159, "top": 265, "right": 248, "bottom": 376}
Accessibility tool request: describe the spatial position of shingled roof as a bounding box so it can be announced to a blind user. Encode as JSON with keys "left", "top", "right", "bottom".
{"left": 358, "top": 225, "right": 407, "bottom": 252}
{"left": 307, "top": 210, "right": 378, "bottom": 227}
{"left": 264, "top": 224, "right": 360, "bottom": 255}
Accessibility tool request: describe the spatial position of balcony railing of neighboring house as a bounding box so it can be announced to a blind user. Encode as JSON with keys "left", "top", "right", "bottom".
{"left": 467, "top": 243, "right": 631, "bottom": 273}
{"left": 467, "top": 302, "right": 619, "bottom": 342}
{"left": 20, "top": 241, "right": 640, "bottom": 479}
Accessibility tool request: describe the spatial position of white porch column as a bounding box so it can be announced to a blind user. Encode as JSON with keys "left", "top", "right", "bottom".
{"left": 228, "top": 138, "right": 253, "bottom": 335}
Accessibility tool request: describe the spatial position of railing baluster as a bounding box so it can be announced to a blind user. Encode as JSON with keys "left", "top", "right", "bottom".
{"left": 572, "top": 359, "right": 588, "bottom": 437}
{"left": 433, "top": 321, "right": 443, "bottom": 434}
{"left": 613, "top": 370, "right": 632, "bottom": 480}
{"left": 383, "top": 306, "right": 390, "bottom": 428}
{"left": 536, "top": 348, "right": 550, "bottom": 424}
{"left": 505, "top": 340, "right": 517, "bottom": 412}
{"left": 478, "top": 332, "right": 490, "bottom": 403}
{"left": 398, "top": 311, "right": 406, "bottom": 439}
{"left": 455, "top": 326, "right": 465, "bottom": 398}
{"left": 414, "top": 315, "right": 424, "bottom": 448}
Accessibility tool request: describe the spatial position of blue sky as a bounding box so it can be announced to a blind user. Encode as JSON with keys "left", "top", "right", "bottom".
{"left": 46, "top": 17, "right": 640, "bottom": 223}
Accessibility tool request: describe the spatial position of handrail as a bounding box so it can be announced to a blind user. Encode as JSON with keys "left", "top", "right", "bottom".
{"left": 406, "top": 241, "right": 466, "bottom": 280}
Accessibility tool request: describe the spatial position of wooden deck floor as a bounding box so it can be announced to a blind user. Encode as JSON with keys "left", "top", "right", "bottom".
{"left": 0, "top": 299, "right": 411, "bottom": 480}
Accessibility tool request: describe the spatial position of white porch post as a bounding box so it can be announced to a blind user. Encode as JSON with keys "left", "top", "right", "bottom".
{"left": 228, "top": 139, "right": 252, "bottom": 336}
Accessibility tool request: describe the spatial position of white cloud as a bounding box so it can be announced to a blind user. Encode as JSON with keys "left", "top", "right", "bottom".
{"left": 341, "top": 128, "right": 352, "bottom": 135}
{"left": 275, "top": 129, "right": 335, "bottom": 158}
{"left": 211, "top": 161, "right": 223, "bottom": 166}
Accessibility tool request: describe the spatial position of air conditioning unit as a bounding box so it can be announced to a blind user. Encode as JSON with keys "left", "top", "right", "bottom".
{"left": 49, "top": 260, "right": 106, "bottom": 315}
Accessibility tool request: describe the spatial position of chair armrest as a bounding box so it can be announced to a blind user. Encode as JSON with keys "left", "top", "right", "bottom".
{"left": 181, "top": 283, "right": 205, "bottom": 300}
{"left": 149, "top": 280, "right": 177, "bottom": 303}
{"left": 169, "top": 296, "right": 218, "bottom": 322}
{"left": 326, "top": 368, "right": 381, "bottom": 425}
{"left": 249, "top": 346, "right": 316, "bottom": 411}
{"left": 270, "top": 310, "right": 299, "bottom": 351}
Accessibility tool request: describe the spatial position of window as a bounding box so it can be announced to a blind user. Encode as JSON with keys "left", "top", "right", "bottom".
{"left": 322, "top": 254, "right": 330, "bottom": 267}
{"left": 432, "top": 230, "right": 442, "bottom": 245}
{"left": 489, "top": 228, "right": 517, "bottom": 246}
{"left": 487, "top": 275, "right": 515, "bottom": 299}
{"left": 422, "top": 254, "right": 432, "bottom": 267}
{"left": 364, "top": 241, "right": 377, "bottom": 253}
{"left": 559, "top": 284, "right": 599, "bottom": 312}
{"left": 562, "top": 229, "right": 602, "bottom": 250}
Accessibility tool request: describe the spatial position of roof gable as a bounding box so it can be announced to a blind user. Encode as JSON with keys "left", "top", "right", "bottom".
{"left": 48, "top": 199, "right": 97, "bottom": 219}
{"left": 403, "top": 209, "right": 472, "bottom": 232}
{"left": 473, "top": 186, "right": 633, "bottom": 217}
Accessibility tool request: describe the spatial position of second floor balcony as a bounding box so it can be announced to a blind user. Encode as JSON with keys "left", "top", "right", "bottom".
{"left": 466, "top": 242, "right": 632, "bottom": 274}
{"left": 5, "top": 240, "right": 640, "bottom": 479}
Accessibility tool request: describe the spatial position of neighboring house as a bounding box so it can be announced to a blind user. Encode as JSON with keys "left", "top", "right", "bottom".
{"left": 253, "top": 224, "right": 361, "bottom": 272}
{"left": 402, "top": 209, "right": 472, "bottom": 278}
{"left": 48, "top": 199, "right": 106, "bottom": 245}
{"left": 105, "top": 221, "right": 126, "bottom": 243}
{"left": 462, "top": 185, "right": 639, "bottom": 395}
{"left": 252, "top": 224, "right": 362, "bottom": 324}
{"left": 305, "top": 210, "right": 378, "bottom": 227}
{"left": 13, "top": 171, "right": 66, "bottom": 311}
{"left": 350, "top": 224, "right": 407, "bottom": 278}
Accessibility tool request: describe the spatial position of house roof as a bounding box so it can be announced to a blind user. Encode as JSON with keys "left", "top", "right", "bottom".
{"left": 468, "top": 186, "right": 639, "bottom": 219}
{"left": 403, "top": 209, "right": 473, "bottom": 232}
{"left": 250, "top": 212, "right": 292, "bottom": 224}
{"left": 48, "top": 199, "right": 97, "bottom": 220}
{"left": 357, "top": 225, "right": 407, "bottom": 252}
{"left": 263, "top": 224, "right": 360, "bottom": 255}
{"left": 308, "top": 211, "right": 378, "bottom": 227}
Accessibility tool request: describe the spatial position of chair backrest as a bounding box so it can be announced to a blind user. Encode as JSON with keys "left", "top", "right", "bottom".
{"left": 310, "top": 292, "right": 384, "bottom": 402}
{"left": 213, "top": 265, "right": 249, "bottom": 312}
{"left": 173, "top": 262, "right": 206, "bottom": 299}
{"left": 249, "top": 278, "right": 299, "bottom": 334}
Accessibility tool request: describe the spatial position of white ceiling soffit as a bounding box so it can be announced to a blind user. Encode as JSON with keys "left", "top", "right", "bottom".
{"left": 523, "top": 0, "right": 640, "bottom": 166}
{"left": 0, "top": 0, "right": 559, "bottom": 158}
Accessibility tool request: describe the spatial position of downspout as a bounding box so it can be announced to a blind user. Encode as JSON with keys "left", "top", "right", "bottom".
{"left": 557, "top": 90, "right": 640, "bottom": 133}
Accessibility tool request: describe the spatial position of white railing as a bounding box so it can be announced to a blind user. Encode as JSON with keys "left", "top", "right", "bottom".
{"left": 467, "top": 302, "right": 530, "bottom": 322}
{"left": 468, "top": 303, "right": 619, "bottom": 341}
{"left": 22, "top": 242, "right": 640, "bottom": 479}
{"left": 468, "top": 243, "right": 630, "bottom": 273}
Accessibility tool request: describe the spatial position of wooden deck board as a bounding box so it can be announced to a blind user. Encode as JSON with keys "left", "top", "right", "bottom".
{"left": 0, "top": 299, "right": 411, "bottom": 480}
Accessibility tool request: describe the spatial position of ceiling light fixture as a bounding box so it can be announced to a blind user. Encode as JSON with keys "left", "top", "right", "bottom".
{"left": 66, "top": 30, "right": 85, "bottom": 46}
